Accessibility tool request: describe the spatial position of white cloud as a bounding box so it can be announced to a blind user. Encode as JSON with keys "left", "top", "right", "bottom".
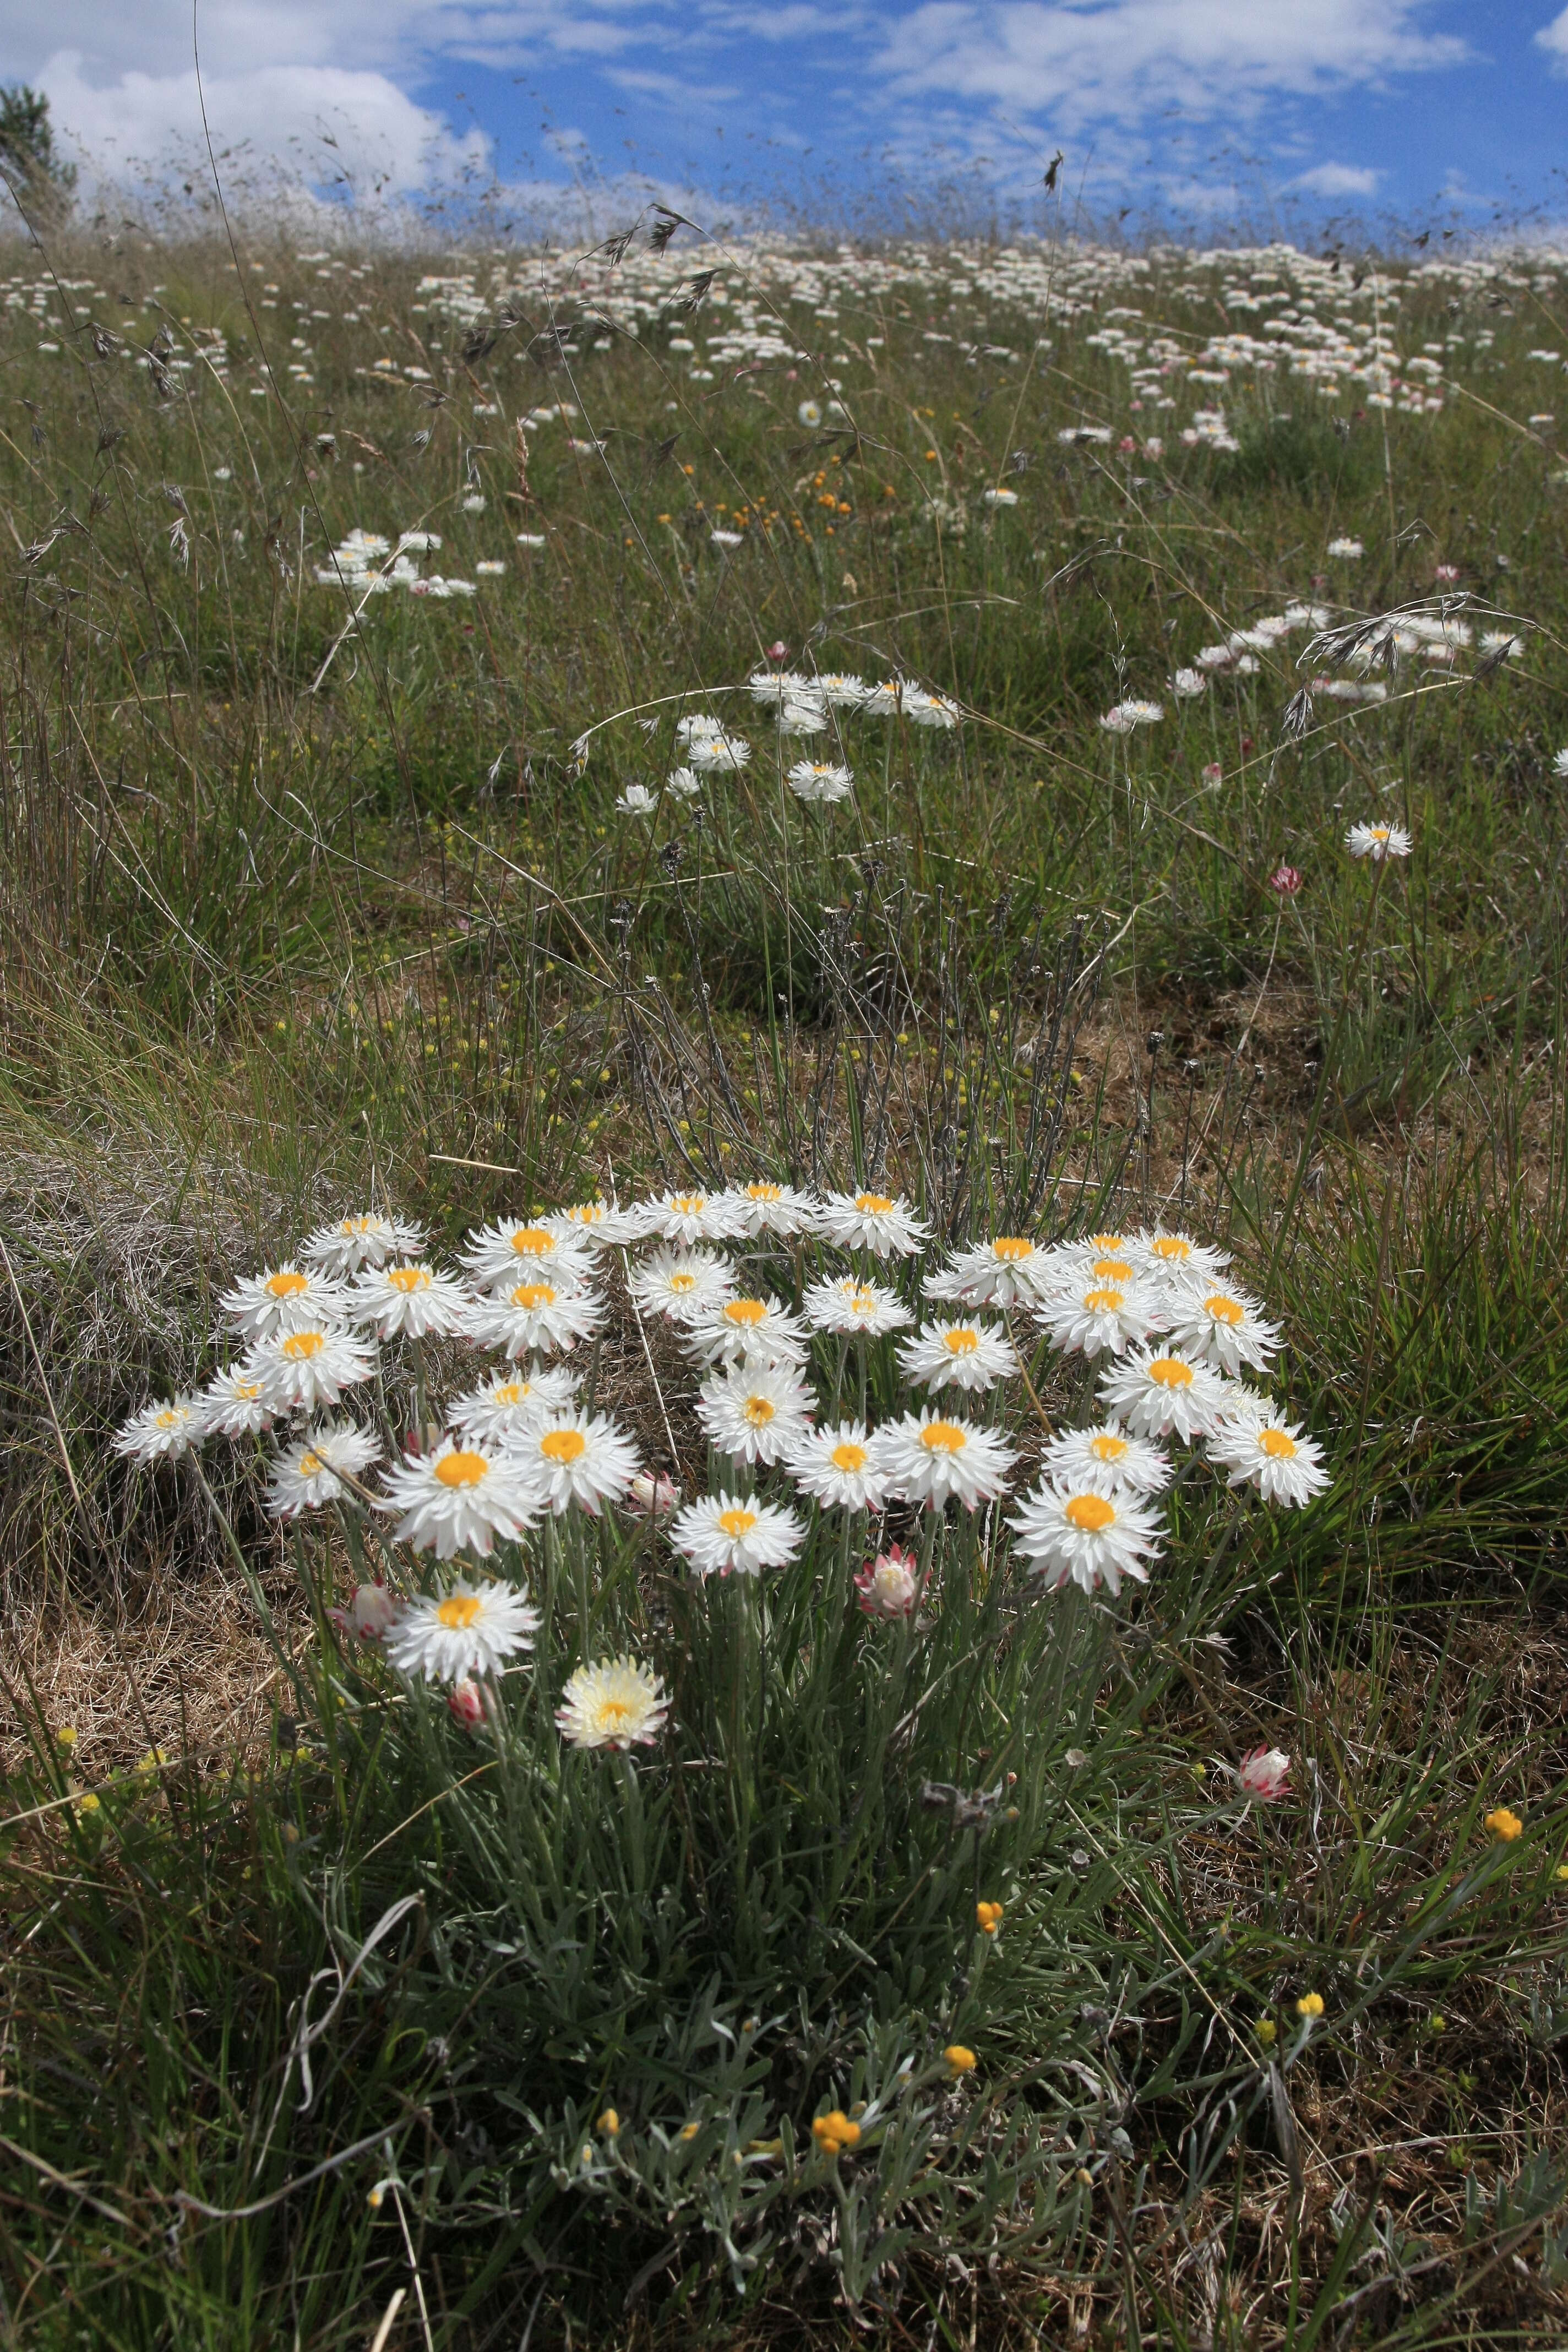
{"left": 874, "top": 0, "right": 1468, "bottom": 126}
{"left": 1292, "top": 160, "right": 1381, "bottom": 197}
{"left": 1537, "top": 7, "right": 1568, "bottom": 64}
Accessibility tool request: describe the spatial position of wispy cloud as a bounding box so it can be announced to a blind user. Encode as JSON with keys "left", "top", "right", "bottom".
{"left": 1291, "top": 160, "right": 1381, "bottom": 198}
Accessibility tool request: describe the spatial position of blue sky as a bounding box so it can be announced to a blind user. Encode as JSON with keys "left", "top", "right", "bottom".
{"left": 6, "top": 0, "right": 1567, "bottom": 237}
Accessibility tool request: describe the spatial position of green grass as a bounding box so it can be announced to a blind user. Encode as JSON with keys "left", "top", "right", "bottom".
{"left": 2, "top": 217, "right": 1568, "bottom": 2346}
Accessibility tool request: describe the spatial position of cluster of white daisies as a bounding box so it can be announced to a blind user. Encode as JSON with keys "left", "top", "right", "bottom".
{"left": 112, "top": 1185, "right": 1328, "bottom": 1749}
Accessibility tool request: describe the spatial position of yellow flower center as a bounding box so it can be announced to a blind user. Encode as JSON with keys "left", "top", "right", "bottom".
{"left": 831, "top": 1441, "right": 868, "bottom": 1472}
{"left": 943, "top": 1328, "right": 981, "bottom": 1355}
{"left": 280, "top": 1330, "right": 326, "bottom": 1360}
{"left": 511, "top": 1283, "right": 557, "bottom": 1310}
{"left": 266, "top": 1270, "right": 309, "bottom": 1298}
{"left": 540, "top": 1428, "right": 587, "bottom": 1463}
{"left": 1091, "top": 1257, "right": 1134, "bottom": 1283}
{"left": 154, "top": 1409, "right": 182, "bottom": 1429}
{"left": 717, "top": 1506, "right": 758, "bottom": 1538}
{"left": 671, "top": 1194, "right": 707, "bottom": 1216}
{"left": 1150, "top": 1235, "right": 1191, "bottom": 1261}
{"left": 493, "top": 1382, "right": 527, "bottom": 1407}
{"left": 668, "top": 1272, "right": 697, "bottom": 1295}
{"left": 232, "top": 1381, "right": 262, "bottom": 1400}
{"left": 742, "top": 1396, "right": 776, "bottom": 1427}
{"left": 388, "top": 1266, "right": 430, "bottom": 1293}
{"left": 434, "top": 1450, "right": 489, "bottom": 1488}
{"left": 1205, "top": 1294, "right": 1244, "bottom": 1326}
{"left": 1259, "top": 1428, "right": 1298, "bottom": 1459}
{"left": 435, "top": 1594, "right": 484, "bottom": 1629}
{"left": 341, "top": 1215, "right": 380, "bottom": 1236}
{"left": 1148, "top": 1357, "right": 1193, "bottom": 1389}
{"left": 747, "top": 1182, "right": 782, "bottom": 1202}
{"left": 1084, "top": 1287, "right": 1125, "bottom": 1313}
{"left": 849, "top": 1289, "right": 879, "bottom": 1313}
{"left": 855, "top": 1192, "right": 896, "bottom": 1214}
{"left": 1089, "top": 1434, "right": 1129, "bottom": 1461}
{"left": 992, "top": 1236, "right": 1033, "bottom": 1261}
{"left": 566, "top": 1204, "right": 605, "bottom": 1224}
{"left": 595, "top": 1698, "right": 633, "bottom": 1727}
{"left": 724, "top": 1298, "right": 768, "bottom": 1326}
{"left": 1087, "top": 1233, "right": 1128, "bottom": 1254}
{"left": 919, "top": 1420, "right": 967, "bottom": 1453}
{"left": 1370, "top": 825, "right": 1390, "bottom": 841}
{"left": 1065, "top": 1494, "right": 1116, "bottom": 1532}
{"left": 299, "top": 1450, "right": 324, "bottom": 1476}
{"left": 509, "top": 1227, "right": 555, "bottom": 1256}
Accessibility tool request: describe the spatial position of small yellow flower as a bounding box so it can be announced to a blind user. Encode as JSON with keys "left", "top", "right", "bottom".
{"left": 812, "top": 2110, "right": 861, "bottom": 2154}
{"left": 134, "top": 1746, "right": 171, "bottom": 1780}
{"left": 944, "top": 2044, "right": 977, "bottom": 2074}
{"left": 72, "top": 1792, "right": 101, "bottom": 1819}
{"left": 976, "top": 1900, "right": 1004, "bottom": 1936}
{"left": 1296, "top": 1993, "right": 1325, "bottom": 2020}
{"left": 598, "top": 2109, "right": 620, "bottom": 2137}
{"left": 678, "top": 2121, "right": 700, "bottom": 2142}
{"left": 1555, "top": 1864, "right": 1568, "bottom": 1883}
{"left": 1255, "top": 2018, "right": 1277, "bottom": 2046}
{"left": 367, "top": 2185, "right": 384, "bottom": 2209}
{"left": 55, "top": 1725, "right": 78, "bottom": 1750}
{"left": 1485, "top": 1806, "right": 1523, "bottom": 1843}
{"left": 1076, "top": 2166, "right": 1095, "bottom": 2186}
{"left": 1429, "top": 2015, "right": 1446, "bottom": 2033}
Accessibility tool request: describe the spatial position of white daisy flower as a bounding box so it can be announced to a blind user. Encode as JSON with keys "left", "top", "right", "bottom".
{"left": 199, "top": 1367, "right": 273, "bottom": 1439}
{"left": 1131, "top": 1230, "right": 1231, "bottom": 1287}
{"left": 776, "top": 692, "right": 827, "bottom": 737}
{"left": 633, "top": 1190, "right": 745, "bottom": 1247}
{"left": 556, "top": 1656, "right": 668, "bottom": 1750}
{"left": 802, "top": 1275, "right": 914, "bottom": 1336}
{"left": 508, "top": 1411, "right": 641, "bottom": 1516}
{"left": 1553, "top": 749, "right": 1568, "bottom": 780}
{"left": 546, "top": 1200, "right": 638, "bottom": 1249}
{"left": 630, "top": 1247, "right": 736, "bottom": 1325}
{"left": 674, "top": 711, "right": 723, "bottom": 746}
{"left": 386, "top": 1577, "right": 540, "bottom": 1683}
{"left": 904, "top": 688, "right": 960, "bottom": 729}
{"left": 1169, "top": 667, "right": 1207, "bottom": 698}
{"left": 924, "top": 1235, "right": 1057, "bottom": 1311}
{"left": 1345, "top": 820, "right": 1412, "bottom": 862}
{"left": 688, "top": 1293, "right": 809, "bottom": 1369}
{"left": 817, "top": 1189, "right": 930, "bottom": 1258}
{"left": 449, "top": 1367, "right": 579, "bottom": 1444}
{"left": 818, "top": 672, "right": 868, "bottom": 707}
{"left": 1479, "top": 630, "right": 1523, "bottom": 659}
{"left": 112, "top": 1396, "right": 203, "bottom": 1464}
{"left": 301, "top": 1211, "right": 426, "bottom": 1276}
{"left": 982, "top": 485, "right": 1019, "bottom": 508}
{"left": 669, "top": 1490, "right": 805, "bottom": 1579}
{"left": 698, "top": 1363, "right": 815, "bottom": 1466}
{"left": 350, "top": 1261, "right": 472, "bottom": 1341}
{"left": 1038, "top": 1422, "right": 1172, "bottom": 1495}
{"left": 266, "top": 1421, "right": 382, "bottom": 1517}
{"left": 666, "top": 765, "right": 701, "bottom": 799}
{"left": 724, "top": 1179, "right": 820, "bottom": 1239}
{"left": 686, "top": 730, "right": 750, "bottom": 774}
{"left": 873, "top": 1411, "right": 1016, "bottom": 1511}
{"left": 221, "top": 1264, "right": 351, "bottom": 1340}
{"left": 1165, "top": 1282, "right": 1280, "bottom": 1378}
{"left": 860, "top": 679, "right": 905, "bottom": 720}
{"left": 615, "top": 782, "right": 657, "bottom": 818}
{"left": 1326, "top": 536, "right": 1363, "bottom": 559}
{"left": 1039, "top": 1280, "right": 1164, "bottom": 1362}
{"left": 1008, "top": 1479, "right": 1163, "bottom": 1596}
{"left": 748, "top": 668, "right": 811, "bottom": 705}
{"left": 788, "top": 1420, "right": 889, "bottom": 1511}
{"left": 897, "top": 1316, "right": 1019, "bottom": 1395}
{"left": 1097, "top": 1347, "right": 1228, "bottom": 1441}
{"left": 461, "top": 1219, "right": 594, "bottom": 1294}
{"left": 1208, "top": 1413, "right": 1330, "bottom": 1506}
{"left": 465, "top": 1278, "right": 605, "bottom": 1359}
{"left": 786, "top": 759, "right": 853, "bottom": 804}
{"left": 378, "top": 1438, "right": 539, "bottom": 1557}
{"left": 243, "top": 1325, "right": 377, "bottom": 1415}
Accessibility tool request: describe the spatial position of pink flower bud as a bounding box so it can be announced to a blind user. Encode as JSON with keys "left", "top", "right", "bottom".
{"left": 1118, "top": 435, "right": 1136, "bottom": 453}
{"left": 766, "top": 641, "right": 788, "bottom": 662}
{"left": 330, "top": 1582, "right": 401, "bottom": 1642}
{"left": 1237, "top": 1745, "right": 1291, "bottom": 1801}
{"left": 1202, "top": 762, "right": 1223, "bottom": 787}
{"left": 1434, "top": 563, "right": 1459, "bottom": 584}
{"left": 627, "top": 1471, "right": 680, "bottom": 1521}
{"left": 1268, "top": 864, "right": 1303, "bottom": 897}
{"left": 854, "top": 1545, "right": 926, "bottom": 1620}
{"left": 448, "top": 1679, "right": 487, "bottom": 1731}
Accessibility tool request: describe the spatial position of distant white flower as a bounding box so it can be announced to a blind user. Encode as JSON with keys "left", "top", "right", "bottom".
{"left": 350, "top": 1261, "right": 471, "bottom": 1342}
{"left": 1169, "top": 668, "right": 1207, "bottom": 698}
{"left": 674, "top": 711, "right": 725, "bottom": 747}
{"left": 546, "top": 1200, "right": 639, "bottom": 1249}
{"left": 1038, "top": 1422, "right": 1172, "bottom": 1495}
{"left": 221, "top": 1264, "right": 350, "bottom": 1340}
{"left": 1131, "top": 1230, "right": 1231, "bottom": 1287}
{"left": 897, "top": 1316, "right": 1018, "bottom": 1395}
{"left": 748, "top": 668, "right": 809, "bottom": 705}
{"left": 379, "top": 1438, "right": 538, "bottom": 1557}
{"left": 1208, "top": 1412, "right": 1330, "bottom": 1505}
{"left": 616, "top": 783, "right": 657, "bottom": 818}
{"left": 557, "top": 1656, "right": 668, "bottom": 1750}
{"left": 1097, "top": 1346, "right": 1228, "bottom": 1440}
{"left": 725, "top": 1178, "right": 820, "bottom": 1238}
{"left": 635, "top": 1190, "right": 745, "bottom": 1248}
{"left": 1039, "top": 1280, "right": 1164, "bottom": 1362}
{"left": 629, "top": 1246, "right": 735, "bottom": 1325}
{"left": 904, "top": 688, "right": 960, "bottom": 729}
{"left": 786, "top": 759, "right": 853, "bottom": 804}
{"left": 776, "top": 691, "right": 827, "bottom": 736}
{"left": 199, "top": 1367, "right": 273, "bottom": 1439}
{"left": 818, "top": 672, "right": 869, "bottom": 707}
{"left": 802, "top": 1275, "right": 914, "bottom": 1336}
{"left": 698, "top": 1362, "right": 815, "bottom": 1466}
{"left": 1554, "top": 749, "right": 1568, "bottom": 780}
{"left": 689, "top": 1292, "right": 809, "bottom": 1368}
{"left": 461, "top": 492, "right": 487, "bottom": 513}
{"left": 669, "top": 1490, "right": 805, "bottom": 1578}
{"left": 461, "top": 1218, "right": 593, "bottom": 1294}
{"left": 450, "top": 1367, "right": 579, "bottom": 1444}
{"left": 243, "top": 1325, "right": 377, "bottom": 1415}
{"left": 874, "top": 1411, "right": 1016, "bottom": 1511}
{"left": 1479, "top": 631, "right": 1523, "bottom": 660}
{"left": 1099, "top": 699, "right": 1163, "bottom": 735}
{"left": 925, "top": 1235, "right": 1055, "bottom": 1311}
{"left": 466, "top": 1278, "right": 605, "bottom": 1359}
{"left": 818, "top": 1189, "right": 930, "bottom": 1258}
{"left": 475, "top": 559, "right": 507, "bottom": 575}
{"left": 982, "top": 486, "right": 1019, "bottom": 507}
{"left": 113, "top": 1396, "right": 203, "bottom": 1464}
{"left": 797, "top": 399, "right": 823, "bottom": 427}
{"left": 788, "top": 1419, "right": 889, "bottom": 1511}
{"left": 1009, "top": 1479, "right": 1162, "bottom": 1596}
{"left": 1345, "top": 820, "right": 1412, "bottom": 862}
{"left": 666, "top": 765, "right": 701, "bottom": 799}
{"left": 1326, "top": 537, "right": 1363, "bottom": 558}
{"left": 386, "top": 1577, "right": 539, "bottom": 1683}
{"left": 687, "top": 730, "right": 751, "bottom": 773}
{"left": 509, "top": 1411, "right": 641, "bottom": 1515}
{"left": 710, "top": 528, "right": 744, "bottom": 549}
{"left": 516, "top": 532, "right": 547, "bottom": 549}
{"left": 266, "top": 1421, "right": 382, "bottom": 1517}
{"left": 302, "top": 1211, "right": 426, "bottom": 1276}
{"left": 1167, "top": 1283, "right": 1280, "bottom": 1377}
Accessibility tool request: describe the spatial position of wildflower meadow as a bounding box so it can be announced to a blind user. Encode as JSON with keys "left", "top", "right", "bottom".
{"left": 3, "top": 203, "right": 1568, "bottom": 2349}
